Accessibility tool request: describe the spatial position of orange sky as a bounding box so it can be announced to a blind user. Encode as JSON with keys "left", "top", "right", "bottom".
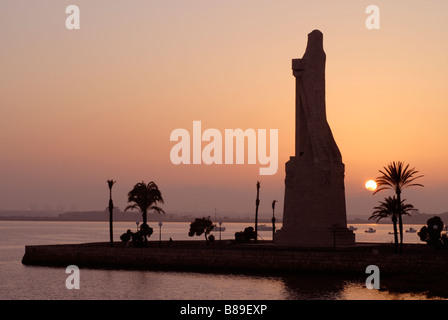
{"left": 1, "top": 1, "right": 447, "bottom": 219}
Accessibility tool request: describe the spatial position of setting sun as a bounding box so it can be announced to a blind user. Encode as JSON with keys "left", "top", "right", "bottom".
{"left": 365, "top": 180, "right": 377, "bottom": 191}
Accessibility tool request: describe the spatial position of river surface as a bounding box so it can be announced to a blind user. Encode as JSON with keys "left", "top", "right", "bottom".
{"left": 0, "top": 220, "right": 440, "bottom": 300}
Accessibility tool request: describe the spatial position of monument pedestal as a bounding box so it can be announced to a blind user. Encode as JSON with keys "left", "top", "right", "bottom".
{"left": 275, "top": 156, "right": 355, "bottom": 247}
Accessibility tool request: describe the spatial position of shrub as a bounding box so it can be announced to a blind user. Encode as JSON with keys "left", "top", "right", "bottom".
{"left": 235, "top": 226, "right": 257, "bottom": 243}
{"left": 418, "top": 216, "right": 445, "bottom": 247}
{"left": 120, "top": 229, "right": 132, "bottom": 243}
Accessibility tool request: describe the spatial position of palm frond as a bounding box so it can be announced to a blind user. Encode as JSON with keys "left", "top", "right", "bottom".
{"left": 369, "top": 196, "right": 415, "bottom": 222}
{"left": 107, "top": 179, "right": 116, "bottom": 188}
{"left": 124, "top": 204, "right": 138, "bottom": 212}
{"left": 374, "top": 161, "right": 424, "bottom": 195}
{"left": 125, "top": 180, "right": 164, "bottom": 216}
{"left": 150, "top": 206, "right": 165, "bottom": 214}
{"left": 373, "top": 186, "right": 393, "bottom": 195}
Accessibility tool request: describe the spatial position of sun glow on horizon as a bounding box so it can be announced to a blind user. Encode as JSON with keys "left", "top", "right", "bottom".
{"left": 365, "top": 180, "right": 377, "bottom": 191}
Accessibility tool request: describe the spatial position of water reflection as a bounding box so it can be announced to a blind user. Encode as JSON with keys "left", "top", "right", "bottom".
{"left": 281, "top": 273, "right": 349, "bottom": 300}
{"left": 1, "top": 221, "right": 446, "bottom": 300}
{"left": 279, "top": 272, "right": 444, "bottom": 300}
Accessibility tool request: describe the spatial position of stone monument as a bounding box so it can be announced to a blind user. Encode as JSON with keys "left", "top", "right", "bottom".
{"left": 275, "top": 30, "right": 355, "bottom": 247}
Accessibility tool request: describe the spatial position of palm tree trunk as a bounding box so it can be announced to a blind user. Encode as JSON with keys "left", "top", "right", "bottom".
{"left": 398, "top": 213, "right": 403, "bottom": 253}
{"left": 109, "top": 190, "right": 113, "bottom": 247}
{"left": 142, "top": 208, "right": 148, "bottom": 241}
{"left": 396, "top": 189, "right": 403, "bottom": 253}
{"left": 392, "top": 216, "right": 398, "bottom": 254}
{"left": 142, "top": 208, "right": 148, "bottom": 225}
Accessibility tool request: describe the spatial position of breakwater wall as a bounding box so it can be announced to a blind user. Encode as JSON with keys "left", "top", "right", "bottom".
{"left": 22, "top": 241, "right": 448, "bottom": 275}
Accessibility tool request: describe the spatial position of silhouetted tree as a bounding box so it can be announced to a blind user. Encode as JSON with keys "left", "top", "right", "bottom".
{"left": 369, "top": 196, "right": 414, "bottom": 253}
{"left": 125, "top": 181, "right": 164, "bottom": 241}
{"left": 374, "top": 161, "right": 423, "bottom": 252}
{"left": 418, "top": 216, "right": 444, "bottom": 247}
{"left": 107, "top": 179, "right": 116, "bottom": 247}
{"left": 188, "top": 216, "right": 215, "bottom": 242}
{"left": 235, "top": 226, "right": 257, "bottom": 243}
{"left": 120, "top": 229, "right": 132, "bottom": 243}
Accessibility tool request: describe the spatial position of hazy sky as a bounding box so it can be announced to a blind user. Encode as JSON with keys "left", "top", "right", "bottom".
{"left": 1, "top": 1, "right": 447, "bottom": 219}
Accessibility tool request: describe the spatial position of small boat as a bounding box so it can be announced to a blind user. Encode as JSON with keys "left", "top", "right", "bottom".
{"left": 257, "top": 224, "right": 273, "bottom": 231}
{"left": 212, "top": 226, "right": 226, "bottom": 232}
{"left": 349, "top": 226, "right": 357, "bottom": 231}
{"left": 405, "top": 227, "right": 417, "bottom": 233}
{"left": 365, "top": 228, "right": 376, "bottom": 233}
{"left": 212, "top": 209, "right": 225, "bottom": 232}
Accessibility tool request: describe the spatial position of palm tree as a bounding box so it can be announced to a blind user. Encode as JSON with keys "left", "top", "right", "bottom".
{"left": 125, "top": 181, "right": 165, "bottom": 241}
{"left": 369, "top": 196, "right": 414, "bottom": 253}
{"left": 107, "top": 179, "right": 116, "bottom": 247}
{"left": 373, "top": 161, "right": 423, "bottom": 252}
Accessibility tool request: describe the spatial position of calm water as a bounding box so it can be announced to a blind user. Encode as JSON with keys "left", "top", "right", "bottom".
{"left": 0, "top": 220, "right": 439, "bottom": 300}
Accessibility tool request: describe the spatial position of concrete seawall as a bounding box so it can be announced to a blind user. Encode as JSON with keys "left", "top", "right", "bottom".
{"left": 21, "top": 241, "right": 448, "bottom": 275}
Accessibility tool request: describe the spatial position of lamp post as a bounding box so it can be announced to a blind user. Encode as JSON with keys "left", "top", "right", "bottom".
{"left": 158, "top": 221, "right": 163, "bottom": 245}
{"left": 107, "top": 179, "right": 116, "bottom": 247}
{"left": 254, "top": 181, "right": 260, "bottom": 243}
{"left": 219, "top": 221, "right": 222, "bottom": 243}
{"left": 136, "top": 221, "right": 139, "bottom": 232}
{"left": 271, "top": 200, "right": 277, "bottom": 242}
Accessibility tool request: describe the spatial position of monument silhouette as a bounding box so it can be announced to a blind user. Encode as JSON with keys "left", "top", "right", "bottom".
{"left": 275, "top": 30, "right": 355, "bottom": 247}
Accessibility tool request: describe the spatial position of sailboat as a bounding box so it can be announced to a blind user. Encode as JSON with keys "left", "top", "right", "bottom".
{"left": 213, "top": 225, "right": 226, "bottom": 232}
{"left": 212, "top": 208, "right": 226, "bottom": 232}
{"left": 257, "top": 224, "right": 273, "bottom": 231}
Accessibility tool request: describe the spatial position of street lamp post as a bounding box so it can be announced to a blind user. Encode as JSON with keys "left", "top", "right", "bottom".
{"left": 158, "top": 221, "right": 163, "bottom": 245}
{"left": 272, "top": 200, "right": 277, "bottom": 242}
{"left": 107, "top": 179, "right": 116, "bottom": 247}
{"left": 254, "top": 181, "right": 260, "bottom": 243}
{"left": 136, "top": 221, "right": 139, "bottom": 232}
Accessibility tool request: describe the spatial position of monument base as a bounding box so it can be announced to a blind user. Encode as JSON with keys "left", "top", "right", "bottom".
{"left": 274, "top": 156, "right": 355, "bottom": 247}
{"left": 275, "top": 226, "right": 355, "bottom": 247}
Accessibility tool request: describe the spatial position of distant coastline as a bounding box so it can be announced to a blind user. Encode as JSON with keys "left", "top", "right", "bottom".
{"left": 1, "top": 209, "right": 447, "bottom": 224}
{"left": 0, "top": 209, "right": 277, "bottom": 223}
{"left": 348, "top": 211, "right": 448, "bottom": 225}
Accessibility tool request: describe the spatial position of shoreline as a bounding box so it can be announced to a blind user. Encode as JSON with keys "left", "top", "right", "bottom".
{"left": 22, "top": 240, "right": 448, "bottom": 276}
